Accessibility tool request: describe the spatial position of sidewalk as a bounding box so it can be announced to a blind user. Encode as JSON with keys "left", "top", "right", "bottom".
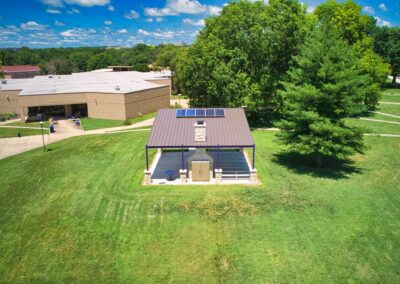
{"left": 0, "top": 118, "right": 154, "bottom": 160}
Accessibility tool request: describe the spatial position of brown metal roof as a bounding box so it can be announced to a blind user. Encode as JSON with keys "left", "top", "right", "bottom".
{"left": 147, "top": 108, "right": 254, "bottom": 147}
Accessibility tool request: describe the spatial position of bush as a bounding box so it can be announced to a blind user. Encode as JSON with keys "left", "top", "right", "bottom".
{"left": 0, "top": 112, "right": 18, "bottom": 122}
{"left": 123, "top": 120, "right": 131, "bottom": 125}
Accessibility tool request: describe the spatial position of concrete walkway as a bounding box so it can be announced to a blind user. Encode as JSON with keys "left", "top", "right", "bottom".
{"left": 0, "top": 118, "right": 154, "bottom": 160}
{"left": 370, "top": 111, "right": 400, "bottom": 120}
{"left": 170, "top": 98, "right": 189, "bottom": 109}
{"left": 0, "top": 119, "right": 22, "bottom": 125}
{"left": 360, "top": 117, "right": 400, "bottom": 125}
{"left": 379, "top": 102, "right": 400, "bottom": 105}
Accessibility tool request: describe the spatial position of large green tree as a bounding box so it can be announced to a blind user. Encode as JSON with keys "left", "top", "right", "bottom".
{"left": 277, "top": 26, "right": 368, "bottom": 166}
{"left": 177, "top": 0, "right": 307, "bottom": 110}
{"left": 372, "top": 27, "right": 400, "bottom": 85}
{"left": 314, "top": 0, "right": 389, "bottom": 109}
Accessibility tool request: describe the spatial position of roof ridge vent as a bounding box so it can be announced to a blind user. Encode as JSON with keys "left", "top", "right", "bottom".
{"left": 115, "top": 85, "right": 120, "bottom": 91}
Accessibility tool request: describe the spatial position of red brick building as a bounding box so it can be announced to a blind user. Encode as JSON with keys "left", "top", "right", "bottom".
{"left": 1, "top": 65, "right": 40, "bottom": 79}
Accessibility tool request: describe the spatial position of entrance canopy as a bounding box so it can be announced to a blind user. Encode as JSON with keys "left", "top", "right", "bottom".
{"left": 146, "top": 108, "right": 254, "bottom": 148}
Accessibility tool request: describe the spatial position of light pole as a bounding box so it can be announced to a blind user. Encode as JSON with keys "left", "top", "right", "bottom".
{"left": 40, "top": 121, "right": 46, "bottom": 152}
{"left": 178, "top": 93, "right": 181, "bottom": 107}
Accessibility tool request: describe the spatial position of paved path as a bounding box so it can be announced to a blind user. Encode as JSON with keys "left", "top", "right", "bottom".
{"left": 170, "top": 98, "right": 189, "bottom": 108}
{"left": 360, "top": 117, "right": 400, "bottom": 125}
{"left": 0, "top": 119, "right": 22, "bottom": 125}
{"left": 370, "top": 111, "right": 400, "bottom": 120}
{"left": 364, "top": 133, "right": 400, "bottom": 138}
{"left": 0, "top": 125, "right": 43, "bottom": 130}
{"left": 0, "top": 118, "right": 154, "bottom": 160}
{"left": 379, "top": 102, "right": 400, "bottom": 105}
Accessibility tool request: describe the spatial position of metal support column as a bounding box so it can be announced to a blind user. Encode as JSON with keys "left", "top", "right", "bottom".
{"left": 181, "top": 145, "right": 184, "bottom": 170}
{"left": 216, "top": 144, "right": 220, "bottom": 169}
{"left": 252, "top": 144, "right": 255, "bottom": 169}
{"left": 145, "top": 145, "right": 149, "bottom": 170}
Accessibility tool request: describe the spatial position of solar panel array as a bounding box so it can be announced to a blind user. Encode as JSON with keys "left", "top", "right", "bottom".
{"left": 176, "top": 108, "right": 225, "bottom": 118}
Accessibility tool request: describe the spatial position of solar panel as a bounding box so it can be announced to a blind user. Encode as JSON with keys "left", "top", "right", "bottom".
{"left": 176, "top": 108, "right": 225, "bottom": 118}
{"left": 196, "top": 109, "right": 205, "bottom": 116}
{"left": 186, "top": 109, "right": 196, "bottom": 117}
{"left": 215, "top": 109, "right": 225, "bottom": 117}
{"left": 176, "top": 109, "right": 186, "bottom": 117}
{"left": 206, "top": 109, "right": 215, "bottom": 117}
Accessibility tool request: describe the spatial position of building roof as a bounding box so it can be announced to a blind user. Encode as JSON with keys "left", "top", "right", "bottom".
{"left": 0, "top": 70, "right": 171, "bottom": 96}
{"left": 147, "top": 108, "right": 254, "bottom": 148}
{"left": 1, "top": 65, "right": 40, "bottom": 73}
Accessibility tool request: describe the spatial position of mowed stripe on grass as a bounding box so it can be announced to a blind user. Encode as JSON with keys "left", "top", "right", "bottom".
{"left": 0, "top": 131, "right": 399, "bottom": 282}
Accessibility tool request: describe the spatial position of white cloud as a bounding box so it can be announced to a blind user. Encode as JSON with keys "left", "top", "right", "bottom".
{"left": 363, "top": 6, "right": 375, "bottom": 15}
{"left": 67, "top": 8, "right": 80, "bottom": 14}
{"left": 54, "top": 20, "right": 65, "bottom": 26}
{"left": 146, "top": 18, "right": 154, "bottom": 22}
{"left": 183, "top": 18, "right": 205, "bottom": 26}
{"left": 375, "top": 16, "right": 391, "bottom": 27}
{"left": 40, "top": 0, "right": 110, "bottom": 7}
{"left": 124, "top": 10, "right": 140, "bottom": 19}
{"left": 117, "top": 29, "right": 127, "bottom": 34}
{"left": 60, "top": 28, "right": 96, "bottom": 38}
{"left": 138, "top": 28, "right": 175, "bottom": 38}
{"left": 144, "top": 0, "right": 222, "bottom": 17}
{"left": 46, "top": 8, "right": 62, "bottom": 14}
{"left": 379, "top": 3, "right": 388, "bottom": 12}
{"left": 39, "top": 0, "right": 63, "bottom": 7}
{"left": 104, "top": 20, "right": 112, "bottom": 25}
{"left": 108, "top": 5, "right": 114, "bottom": 11}
{"left": 155, "top": 17, "right": 163, "bottom": 22}
{"left": 20, "top": 21, "right": 47, "bottom": 31}
{"left": 64, "top": 0, "right": 110, "bottom": 6}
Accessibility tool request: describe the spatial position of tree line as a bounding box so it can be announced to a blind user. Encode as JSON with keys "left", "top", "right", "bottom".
{"left": 0, "top": 44, "right": 186, "bottom": 75}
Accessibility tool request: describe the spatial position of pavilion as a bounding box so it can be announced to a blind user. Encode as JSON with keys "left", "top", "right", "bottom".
{"left": 144, "top": 108, "right": 258, "bottom": 185}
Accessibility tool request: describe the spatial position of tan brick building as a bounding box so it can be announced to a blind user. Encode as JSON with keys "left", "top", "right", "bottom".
{"left": 0, "top": 70, "right": 171, "bottom": 121}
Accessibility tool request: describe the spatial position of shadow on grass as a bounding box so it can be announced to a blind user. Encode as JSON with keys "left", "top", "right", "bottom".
{"left": 273, "top": 151, "right": 363, "bottom": 180}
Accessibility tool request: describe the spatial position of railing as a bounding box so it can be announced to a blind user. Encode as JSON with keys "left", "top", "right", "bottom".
{"left": 221, "top": 171, "right": 250, "bottom": 180}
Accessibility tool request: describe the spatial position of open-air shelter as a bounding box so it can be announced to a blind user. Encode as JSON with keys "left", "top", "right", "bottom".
{"left": 144, "top": 108, "right": 257, "bottom": 185}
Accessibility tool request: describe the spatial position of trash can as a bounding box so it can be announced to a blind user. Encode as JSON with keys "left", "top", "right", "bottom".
{"left": 49, "top": 124, "right": 55, "bottom": 133}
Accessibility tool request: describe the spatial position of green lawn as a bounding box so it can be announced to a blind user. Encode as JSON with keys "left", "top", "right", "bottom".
{"left": 0, "top": 121, "right": 50, "bottom": 138}
{"left": 381, "top": 88, "right": 400, "bottom": 102}
{"left": 0, "top": 130, "right": 399, "bottom": 282}
{"left": 346, "top": 118, "right": 400, "bottom": 134}
{"left": 80, "top": 112, "right": 156, "bottom": 131}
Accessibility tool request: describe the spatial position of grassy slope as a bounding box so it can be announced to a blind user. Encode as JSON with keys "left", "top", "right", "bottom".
{"left": 0, "top": 130, "right": 399, "bottom": 283}
{"left": 381, "top": 88, "right": 400, "bottom": 102}
{"left": 0, "top": 122, "right": 50, "bottom": 138}
{"left": 80, "top": 113, "right": 156, "bottom": 131}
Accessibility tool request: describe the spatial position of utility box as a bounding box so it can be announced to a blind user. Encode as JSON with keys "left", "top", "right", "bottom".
{"left": 191, "top": 161, "right": 210, "bottom": 181}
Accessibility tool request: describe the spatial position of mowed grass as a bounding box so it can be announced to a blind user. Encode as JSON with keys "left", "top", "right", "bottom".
{"left": 0, "top": 121, "right": 50, "bottom": 138}
{"left": 381, "top": 88, "right": 400, "bottom": 102}
{"left": 0, "top": 130, "right": 399, "bottom": 282}
{"left": 80, "top": 112, "right": 156, "bottom": 131}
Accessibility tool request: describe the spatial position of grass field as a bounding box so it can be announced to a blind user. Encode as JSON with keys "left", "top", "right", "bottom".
{"left": 80, "top": 112, "right": 156, "bottom": 131}
{"left": 381, "top": 88, "right": 400, "bottom": 102}
{"left": 0, "top": 122, "right": 50, "bottom": 138}
{"left": 0, "top": 128, "right": 399, "bottom": 282}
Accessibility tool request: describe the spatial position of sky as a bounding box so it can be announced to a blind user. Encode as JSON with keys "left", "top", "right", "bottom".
{"left": 0, "top": 0, "right": 399, "bottom": 48}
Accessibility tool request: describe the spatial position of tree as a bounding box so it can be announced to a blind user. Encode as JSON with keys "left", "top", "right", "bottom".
{"left": 314, "top": 0, "right": 389, "bottom": 108}
{"left": 314, "top": 0, "right": 375, "bottom": 45}
{"left": 177, "top": 0, "right": 307, "bottom": 110}
{"left": 372, "top": 27, "right": 400, "bottom": 85}
{"left": 277, "top": 26, "right": 368, "bottom": 166}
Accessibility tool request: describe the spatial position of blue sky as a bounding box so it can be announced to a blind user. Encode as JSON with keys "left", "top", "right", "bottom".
{"left": 0, "top": 0, "right": 399, "bottom": 48}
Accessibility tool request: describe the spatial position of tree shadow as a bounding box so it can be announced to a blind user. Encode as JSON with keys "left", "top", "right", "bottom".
{"left": 273, "top": 151, "right": 363, "bottom": 180}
